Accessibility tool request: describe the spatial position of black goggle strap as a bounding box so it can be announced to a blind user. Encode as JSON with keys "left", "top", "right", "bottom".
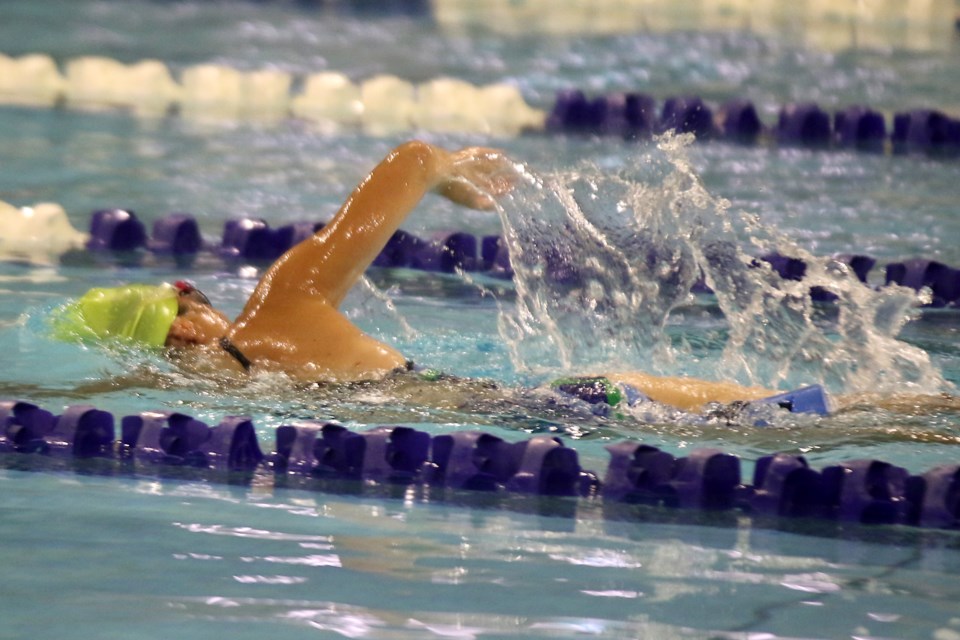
{"left": 173, "top": 280, "right": 212, "bottom": 307}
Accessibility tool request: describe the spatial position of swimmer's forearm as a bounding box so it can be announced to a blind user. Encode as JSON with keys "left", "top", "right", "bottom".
{"left": 261, "top": 141, "right": 450, "bottom": 306}
{"left": 314, "top": 141, "right": 447, "bottom": 302}
{"left": 605, "top": 372, "right": 774, "bottom": 411}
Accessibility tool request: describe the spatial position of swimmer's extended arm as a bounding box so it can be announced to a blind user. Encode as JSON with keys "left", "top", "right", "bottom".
{"left": 243, "top": 141, "right": 515, "bottom": 309}
{"left": 604, "top": 372, "right": 775, "bottom": 411}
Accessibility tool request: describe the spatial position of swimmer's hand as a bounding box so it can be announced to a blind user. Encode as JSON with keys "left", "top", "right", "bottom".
{"left": 432, "top": 146, "right": 517, "bottom": 210}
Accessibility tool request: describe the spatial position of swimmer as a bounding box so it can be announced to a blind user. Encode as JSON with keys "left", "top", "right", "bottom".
{"left": 53, "top": 140, "right": 807, "bottom": 414}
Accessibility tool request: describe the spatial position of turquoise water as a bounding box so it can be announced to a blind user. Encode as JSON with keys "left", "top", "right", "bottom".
{"left": 2, "top": 2, "right": 960, "bottom": 638}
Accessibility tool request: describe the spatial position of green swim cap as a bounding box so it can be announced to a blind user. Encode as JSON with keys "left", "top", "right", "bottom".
{"left": 52, "top": 283, "right": 179, "bottom": 347}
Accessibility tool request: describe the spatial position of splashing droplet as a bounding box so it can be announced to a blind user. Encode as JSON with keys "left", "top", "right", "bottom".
{"left": 494, "top": 132, "right": 946, "bottom": 395}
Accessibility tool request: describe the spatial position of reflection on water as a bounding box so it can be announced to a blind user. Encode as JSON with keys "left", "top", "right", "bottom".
{"left": 4, "top": 470, "right": 960, "bottom": 639}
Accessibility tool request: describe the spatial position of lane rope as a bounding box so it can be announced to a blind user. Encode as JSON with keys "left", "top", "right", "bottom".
{"left": 4, "top": 204, "right": 959, "bottom": 308}
{"left": 1, "top": 53, "right": 958, "bottom": 157}
{"left": 2, "top": 398, "right": 957, "bottom": 533}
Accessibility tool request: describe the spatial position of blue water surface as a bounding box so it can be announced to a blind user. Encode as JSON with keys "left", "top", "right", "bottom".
{"left": 2, "top": 2, "right": 960, "bottom": 639}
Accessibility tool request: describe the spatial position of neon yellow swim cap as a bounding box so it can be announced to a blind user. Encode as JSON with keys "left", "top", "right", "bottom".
{"left": 52, "top": 283, "right": 179, "bottom": 347}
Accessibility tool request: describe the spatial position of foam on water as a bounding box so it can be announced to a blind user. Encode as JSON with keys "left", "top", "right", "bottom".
{"left": 496, "top": 132, "right": 948, "bottom": 396}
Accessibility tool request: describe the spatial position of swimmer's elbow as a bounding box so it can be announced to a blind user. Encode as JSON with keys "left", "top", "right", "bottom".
{"left": 392, "top": 139, "right": 435, "bottom": 160}
{"left": 388, "top": 140, "right": 446, "bottom": 185}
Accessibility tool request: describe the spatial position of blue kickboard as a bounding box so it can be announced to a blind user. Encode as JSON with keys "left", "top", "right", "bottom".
{"left": 756, "top": 385, "right": 830, "bottom": 415}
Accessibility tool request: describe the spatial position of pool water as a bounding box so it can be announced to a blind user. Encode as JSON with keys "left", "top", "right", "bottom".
{"left": 2, "top": 1, "right": 960, "bottom": 638}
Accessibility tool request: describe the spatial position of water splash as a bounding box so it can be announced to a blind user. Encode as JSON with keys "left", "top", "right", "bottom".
{"left": 495, "top": 133, "right": 947, "bottom": 395}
